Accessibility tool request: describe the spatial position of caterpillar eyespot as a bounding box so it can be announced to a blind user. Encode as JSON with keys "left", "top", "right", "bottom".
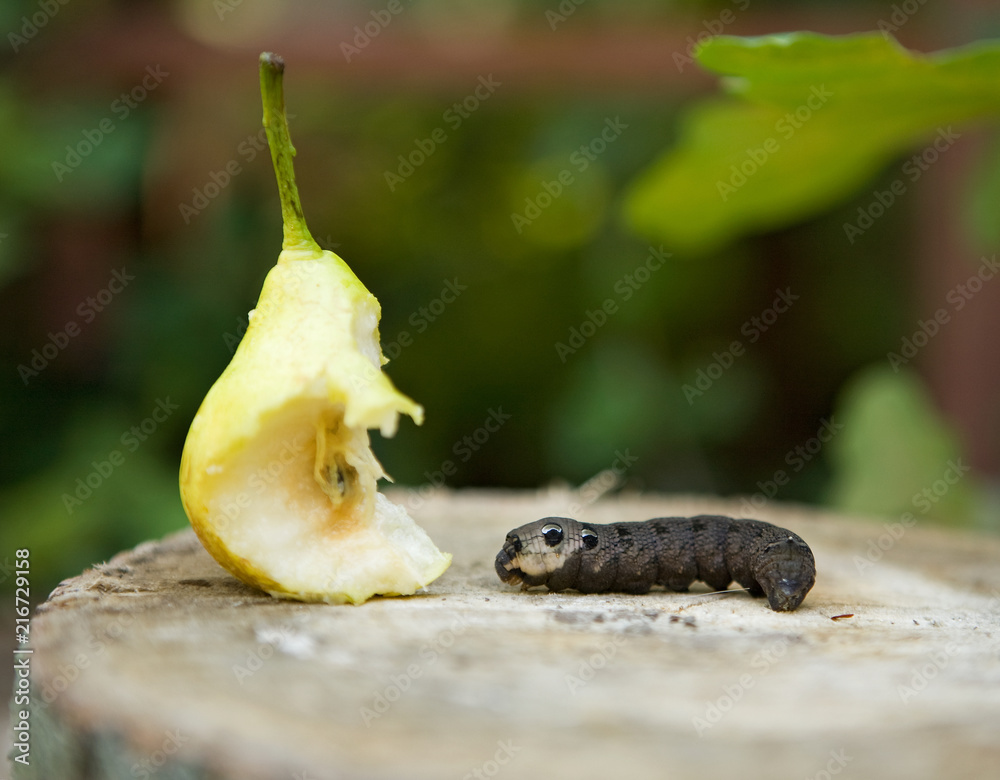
{"left": 494, "top": 515, "right": 816, "bottom": 612}
{"left": 541, "top": 523, "right": 564, "bottom": 546}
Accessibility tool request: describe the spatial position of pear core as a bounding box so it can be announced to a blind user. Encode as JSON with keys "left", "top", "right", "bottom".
{"left": 180, "top": 53, "right": 450, "bottom": 604}
{"left": 180, "top": 248, "right": 451, "bottom": 604}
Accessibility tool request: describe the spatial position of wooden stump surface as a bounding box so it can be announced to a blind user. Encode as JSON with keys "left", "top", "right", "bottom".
{"left": 10, "top": 489, "right": 1000, "bottom": 780}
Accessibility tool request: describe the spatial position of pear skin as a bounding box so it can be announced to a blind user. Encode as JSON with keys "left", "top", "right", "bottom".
{"left": 179, "top": 53, "right": 450, "bottom": 604}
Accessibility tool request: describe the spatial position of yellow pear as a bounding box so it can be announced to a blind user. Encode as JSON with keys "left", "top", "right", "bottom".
{"left": 179, "top": 53, "right": 451, "bottom": 604}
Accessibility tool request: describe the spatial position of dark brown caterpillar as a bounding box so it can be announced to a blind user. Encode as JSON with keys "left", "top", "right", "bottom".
{"left": 495, "top": 515, "right": 816, "bottom": 611}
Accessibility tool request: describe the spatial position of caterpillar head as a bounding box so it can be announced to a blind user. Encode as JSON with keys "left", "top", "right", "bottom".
{"left": 756, "top": 534, "right": 816, "bottom": 611}
{"left": 495, "top": 517, "right": 592, "bottom": 588}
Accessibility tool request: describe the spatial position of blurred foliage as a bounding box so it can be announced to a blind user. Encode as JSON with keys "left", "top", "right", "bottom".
{"left": 622, "top": 31, "right": 1000, "bottom": 528}
{"left": 2, "top": 2, "right": 999, "bottom": 596}
{"left": 826, "top": 367, "right": 980, "bottom": 524}
{"left": 624, "top": 33, "right": 1000, "bottom": 253}
{"left": 1, "top": 408, "right": 184, "bottom": 593}
{"left": 963, "top": 134, "right": 1000, "bottom": 252}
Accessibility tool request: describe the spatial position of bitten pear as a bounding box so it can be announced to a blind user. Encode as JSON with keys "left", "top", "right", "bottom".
{"left": 179, "top": 53, "right": 450, "bottom": 604}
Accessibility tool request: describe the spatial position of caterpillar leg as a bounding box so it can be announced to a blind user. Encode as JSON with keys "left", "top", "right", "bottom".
{"left": 703, "top": 575, "right": 734, "bottom": 592}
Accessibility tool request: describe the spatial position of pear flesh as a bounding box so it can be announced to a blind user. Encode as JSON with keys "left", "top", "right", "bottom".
{"left": 179, "top": 55, "right": 450, "bottom": 604}
{"left": 181, "top": 247, "right": 451, "bottom": 604}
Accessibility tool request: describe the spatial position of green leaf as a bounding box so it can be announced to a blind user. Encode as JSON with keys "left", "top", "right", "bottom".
{"left": 624, "top": 32, "right": 1000, "bottom": 253}
{"left": 825, "top": 365, "right": 979, "bottom": 525}
{"left": 961, "top": 132, "right": 1000, "bottom": 251}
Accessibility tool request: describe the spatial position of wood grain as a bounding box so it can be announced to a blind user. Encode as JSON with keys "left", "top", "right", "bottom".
{"left": 10, "top": 490, "right": 1000, "bottom": 780}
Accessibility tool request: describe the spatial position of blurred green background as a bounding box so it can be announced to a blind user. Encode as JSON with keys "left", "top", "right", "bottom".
{"left": 1, "top": 0, "right": 999, "bottom": 597}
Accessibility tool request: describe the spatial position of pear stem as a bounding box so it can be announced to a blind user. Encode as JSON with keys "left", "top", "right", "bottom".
{"left": 259, "top": 52, "right": 319, "bottom": 253}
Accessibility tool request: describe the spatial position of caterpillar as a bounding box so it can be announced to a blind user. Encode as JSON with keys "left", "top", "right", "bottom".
{"left": 494, "top": 515, "right": 816, "bottom": 612}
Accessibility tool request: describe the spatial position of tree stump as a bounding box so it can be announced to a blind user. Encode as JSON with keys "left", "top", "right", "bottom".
{"left": 9, "top": 490, "right": 1000, "bottom": 780}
